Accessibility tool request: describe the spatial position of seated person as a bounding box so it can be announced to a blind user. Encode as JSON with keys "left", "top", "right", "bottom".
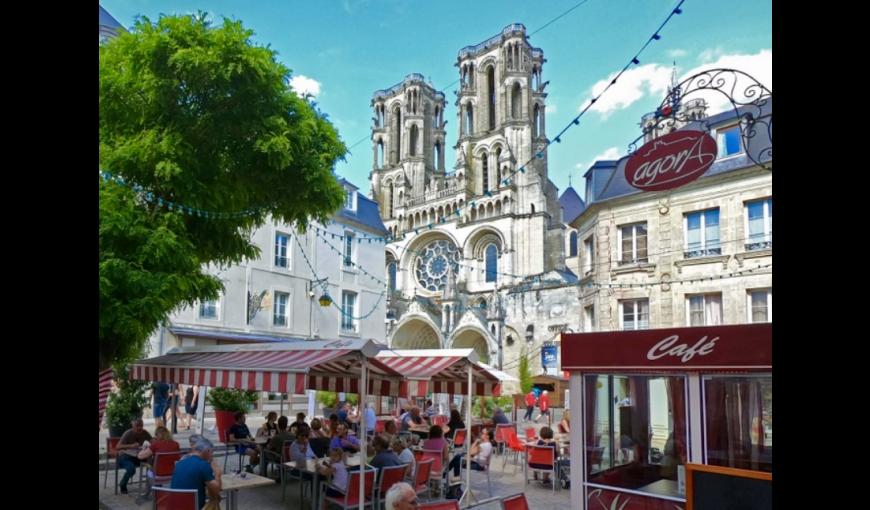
{"left": 422, "top": 425, "right": 449, "bottom": 465}
{"left": 310, "top": 418, "right": 329, "bottom": 438}
{"left": 391, "top": 437, "right": 416, "bottom": 482}
{"left": 328, "top": 413, "right": 340, "bottom": 437}
{"left": 558, "top": 411, "right": 571, "bottom": 434}
{"left": 171, "top": 437, "right": 222, "bottom": 510}
{"left": 330, "top": 423, "right": 361, "bottom": 453}
{"left": 401, "top": 407, "right": 424, "bottom": 432}
{"left": 267, "top": 416, "right": 296, "bottom": 459}
{"left": 381, "top": 419, "right": 398, "bottom": 445}
{"left": 425, "top": 399, "right": 436, "bottom": 418}
{"left": 337, "top": 404, "right": 350, "bottom": 425}
{"left": 370, "top": 435, "right": 403, "bottom": 470}
{"left": 256, "top": 411, "right": 278, "bottom": 438}
{"left": 318, "top": 447, "right": 350, "bottom": 498}
{"left": 116, "top": 418, "right": 153, "bottom": 494}
{"left": 227, "top": 411, "right": 259, "bottom": 471}
{"left": 445, "top": 409, "right": 465, "bottom": 440}
{"left": 290, "top": 412, "right": 307, "bottom": 435}
{"left": 531, "top": 426, "right": 557, "bottom": 484}
{"left": 446, "top": 428, "right": 493, "bottom": 482}
{"left": 138, "top": 425, "right": 180, "bottom": 460}
{"left": 491, "top": 407, "right": 510, "bottom": 425}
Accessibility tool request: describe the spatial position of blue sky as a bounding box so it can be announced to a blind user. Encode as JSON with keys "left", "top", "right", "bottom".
{"left": 101, "top": 0, "right": 771, "bottom": 201}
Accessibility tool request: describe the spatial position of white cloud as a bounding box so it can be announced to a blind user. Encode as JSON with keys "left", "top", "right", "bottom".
{"left": 580, "top": 49, "right": 771, "bottom": 119}
{"left": 583, "top": 64, "right": 673, "bottom": 118}
{"left": 547, "top": 103, "right": 557, "bottom": 114}
{"left": 678, "top": 49, "right": 772, "bottom": 114}
{"left": 289, "top": 75, "right": 322, "bottom": 98}
{"left": 667, "top": 49, "right": 688, "bottom": 59}
{"left": 575, "top": 147, "right": 622, "bottom": 171}
{"left": 698, "top": 47, "right": 726, "bottom": 64}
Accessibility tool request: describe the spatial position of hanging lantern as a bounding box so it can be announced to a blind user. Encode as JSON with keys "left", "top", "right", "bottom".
{"left": 318, "top": 293, "right": 333, "bottom": 307}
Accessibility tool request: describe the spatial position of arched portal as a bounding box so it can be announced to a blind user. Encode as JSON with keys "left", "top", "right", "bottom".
{"left": 391, "top": 317, "right": 441, "bottom": 350}
{"left": 451, "top": 328, "right": 491, "bottom": 364}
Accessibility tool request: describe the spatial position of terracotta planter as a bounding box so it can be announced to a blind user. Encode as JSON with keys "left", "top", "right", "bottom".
{"left": 214, "top": 410, "right": 236, "bottom": 442}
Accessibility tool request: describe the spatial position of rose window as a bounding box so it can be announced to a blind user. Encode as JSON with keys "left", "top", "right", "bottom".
{"left": 414, "top": 239, "right": 461, "bottom": 292}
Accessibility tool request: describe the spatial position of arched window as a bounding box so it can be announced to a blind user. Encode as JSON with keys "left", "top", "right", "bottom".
{"left": 392, "top": 106, "right": 402, "bottom": 163}
{"left": 525, "top": 324, "right": 534, "bottom": 342}
{"left": 531, "top": 204, "right": 536, "bottom": 214}
{"left": 487, "top": 66, "right": 496, "bottom": 130}
{"left": 466, "top": 104, "right": 474, "bottom": 135}
{"left": 434, "top": 106, "right": 440, "bottom": 128}
{"left": 387, "top": 262, "right": 397, "bottom": 292}
{"left": 388, "top": 182, "right": 394, "bottom": 218}
{"left": 511, "top": 82, "right": 522, "bottom": 119}
{"left": 537, "top": 106, "right": 544, "bottom": 137}
{"left": 490, "top": 324, "right": 496, "bottom": 335}
{"left": 469, "top": 63, "right": 474, "bottom": 86}
{"left": 435, "top": 142, "right": 442, "bottom": 170}
{"left": 409, "top": 125, "right": 418, "bottom": 156}
{"left": 377, "top": 140, "right": 384, "bottom": 168}
{"left": 485, "top": 244, "right": 498, "bottom": 283}
{"left": 481, "top": 152, "right": 489, "bottom": 193}
{"left": 533, "top": 104, "right": 540, "bottom": 138}
{"left": 569, "top": 231, "right": 578, "bottom": 257}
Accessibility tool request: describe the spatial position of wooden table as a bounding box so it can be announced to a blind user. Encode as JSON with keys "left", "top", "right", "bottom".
{"left": 221, "top": 472, "right": 275, "bottom": 510}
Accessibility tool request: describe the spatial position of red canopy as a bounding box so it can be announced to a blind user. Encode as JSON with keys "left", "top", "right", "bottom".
{"left": 375, "top": 349, "right": 502, "bottom": 397}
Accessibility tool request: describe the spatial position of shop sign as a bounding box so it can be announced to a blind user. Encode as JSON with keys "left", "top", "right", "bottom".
{"left": 625, "top": 130, "right": 717, "bottom": 191}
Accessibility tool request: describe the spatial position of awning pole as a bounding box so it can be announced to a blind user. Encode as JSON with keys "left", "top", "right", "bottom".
{"left": 461, "top": 363, "right": 473, "bottom": 508}
{"left": 359, "top": 357, "right": 368, "bottom": 510}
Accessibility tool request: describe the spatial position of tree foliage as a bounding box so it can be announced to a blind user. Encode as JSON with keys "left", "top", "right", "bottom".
{"left": 518, "top": 348, "right": 534, "bottom": 394}
{"left": 99, "top": 13, "right": 347, "bottom": 370}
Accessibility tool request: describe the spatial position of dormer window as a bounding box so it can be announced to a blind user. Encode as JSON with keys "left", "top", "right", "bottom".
{"left": 716, "top": 124, "right": 743, "bottom": 159}
{"left": 344, "top": 188, "right": 356, "bottom": 211}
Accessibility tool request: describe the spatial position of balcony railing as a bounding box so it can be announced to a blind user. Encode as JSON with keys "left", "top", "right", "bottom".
{"left": 683, "top": 247, "right": 722, "bottom": 259}
{"left": 745, "top": 240, "right": 772, "bottom": 251}
{"left": 405, "top": 186, "right": 464, "bottom": 207}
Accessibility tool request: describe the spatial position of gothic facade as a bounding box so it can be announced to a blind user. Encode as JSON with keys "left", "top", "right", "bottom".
{"left": 370, "top": 24, "right": 578, "bottom": 377}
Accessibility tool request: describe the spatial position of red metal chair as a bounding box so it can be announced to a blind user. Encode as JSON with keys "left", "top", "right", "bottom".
{"left": 433, "top": 415, "right": 448, "bottom": 427}
{"left": 502, "top": 430, "right": 527, "bottom": 474}
{"left": 413, "top": 459, "right": 434, "bottom": 500}
{"left": 150, "top": 451, "right": 183, "bottom": 486}
{"left": 501, "top": 493, "right": 530, "bottom": 510}
{"left": 375, "top": 419, "right": 387, "bottom": 434}
{"left": 494, "top": 424, "right": 515, "bottom": 455}
{"left": 420, "top": 449, "right": 446, "bottom": 497}
{"left": 449, "top": 428, "right": 466, "bottom": 453}
{"left": 525, "top": 428, "right": 537, "bottom": 442}
{"left": 376, "top": 464, "right": 408, "bottom": 509}
{"left": 418, "top": 501, "right": 459, "bottom": 510}
{"left": 104, "top": 437, "right": 121, "bottom": 492}
{"left": 525, "top": 444, "right": 557, "bottom": 493}
{"left": 321, "top": 467, "right": 377, "bottom": 510}
{"left": 152, "top": 486, "right": 198, "bottom": 510}
{"left": 414, "top": 449, "right": 425, "bottom": 462}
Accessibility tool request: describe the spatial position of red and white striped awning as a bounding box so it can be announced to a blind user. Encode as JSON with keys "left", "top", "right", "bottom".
{"left": 375, "top": 349, "right": 502, "bottom": 397}
{"left": 129, "top": 340, "right": 403, "bottom": 395}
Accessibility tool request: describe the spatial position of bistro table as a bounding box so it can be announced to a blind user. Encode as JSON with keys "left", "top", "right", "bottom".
{"left": 221, "top": 472, "right": 275, "bottom": 510}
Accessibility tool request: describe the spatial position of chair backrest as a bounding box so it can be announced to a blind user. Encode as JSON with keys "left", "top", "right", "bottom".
{"left": 527, "top": 445, "right": 555, "bottom": 468}
{"left": 506, "top": 430, "right": 524, "bottom": 451}
{"left": 107, "top": 437, "right": 121, "bottom": 458}
{"left": 414, "top": 459, "right": 433, "bottom": 488}
{"left": 452, "top": 428, "right": 466, "bottom": 448}
{"left": 153, "top": 451, "right": 183, "bottom": 477}
{"left": 418, "top": 501, "right": 460, "bottom": 510}
{"left": 433, "top": 415, "right": 448, "bottom": 427}
{"left": 501, "top": 493, "right": 530, "bottom": 510}
{"left": 525, "top": 428, "right": 537, "bottom": 441}
{"left": 153, "top": 486, "right": 198, "bottom": 510}
{"left": 375, "top": 419, "right": 386, "bottom": 434}
{"left": 413, "top": 449, "right": 424, "bottom": 462}
{"left": 378, "top": 464, "right": 407, "bottom": 495}
{"left": 420, "top": 449, "right": 444, "bottom": 474}
{"left": 345, "top": 468, "right": 377, "bottom": 501}
{"left": 494, "top": 424, "right": 514, "bottom": 444}
{"left": 282, "top": 440, "right": 294, "bottom": 462}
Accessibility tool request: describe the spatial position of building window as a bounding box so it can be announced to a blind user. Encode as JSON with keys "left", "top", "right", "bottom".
{"left": 584, "top": 305, "right": 595, "bottom": 332}
{"left": 481, "top": 152, "right": 489, "bottom": 194}
{"left": 343, "top": 232, "right": 354, "bottom": 267}
{"left": 716, "top": 125, "right": 743, "bottom": 158}
{"left": 620, "top": 299, "right": 650, "bottom": 330}
{"left": 273, "top": 292, "right": 288, "bottom": 326}
{"left": 525, "top": 324, "right": 534, "bottom": 343}
{"left": 569, "top": 232, "right": 578, "bottom": 257}
{"left": 684, "top": 209, "right": 721, "bottom": 258}
{"left": 387, "top": 262, "right": 397, "bottom": 292}
{"left": 745, "top": 198, "right": 772, "bottom": 251}
{"left": 344, "top": 189, "right": 355, "bottom": 210}
{"left": 583, "top": 236, "right": 594, "bottom": 274}
{"left": 199, "top": 299, "right": 218, "bottom": 319}
{"left": 341, "top": 291, "right": 357, "bottom": 332}
{"left": 704, "top": 375, "right": 772, "bottom": 472}
{"left": 618, "top": 223, "right": 648, "bottom": 265}
{"left": 687, "top": 293, "right": 722, "bottom": 326}
{"left": 274, "top": 233, "right": 290, "bottom": 268}
{"left": 466, "top": 104, "right": 474, "bottom": 135}
{"left": 485, "top": 244, "right": 498, "bottom": 283}
{"left": 747, "top": 289, "right": 772, "bottom": 323}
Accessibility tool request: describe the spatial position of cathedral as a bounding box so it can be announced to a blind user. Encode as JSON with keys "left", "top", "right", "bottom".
{"left": 370, "top": 23, "right": 583, "bottom": 376}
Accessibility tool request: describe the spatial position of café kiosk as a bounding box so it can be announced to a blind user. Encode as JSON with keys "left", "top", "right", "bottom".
{"left": 561, "top": 323, "right": 772, "bottom": 510}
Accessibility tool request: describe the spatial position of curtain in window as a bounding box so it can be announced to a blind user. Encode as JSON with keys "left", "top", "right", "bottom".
{"left": 705, "top": 294, "right": 722, "bottom": 325}
{"left": 704, "top": 377, "right": 771, "bottom": 473}
{"left": 665, "top": 377, "right": 687, "bottom": 469}
{"left": 705, "top": 209, "right": 720, "bottom": 250}
{"left": 747, "top": 201, "right": 765, "bottom": 241}
{"left": 686, "top": 214, "right": 701, "bottom": 250}
{"left": 584, "top": 375, "right": 600, "bottom": 473}
{"left": 751, "top": 292, "right": 768, "bottom": 322}
{"left": 689, "top": 296, "right": 704, "bottom": 326}
{"left": 636, "top": 224, "right": 648, "bottom": 261}
{"left": 628, "top": 378, "right": 650, "bottom": 465}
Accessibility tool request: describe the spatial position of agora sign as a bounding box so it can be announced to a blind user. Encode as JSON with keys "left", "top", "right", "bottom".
{"left": 625, "top": 130, "right": 717, "bottom": 191}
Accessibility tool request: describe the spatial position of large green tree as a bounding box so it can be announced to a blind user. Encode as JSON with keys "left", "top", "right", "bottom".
{"left": 99, "top": 13, "right": 347, "bottom": 370}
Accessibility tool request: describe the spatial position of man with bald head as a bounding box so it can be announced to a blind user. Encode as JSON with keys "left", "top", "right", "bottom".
{"left": 171, "top": 437, "right": 223, "bottom": 509}
{"left": 384, "top": 482, "right": 418, "bottom": 510}
{"left": 116, "top": 418, "right": 152, "bottom": 494}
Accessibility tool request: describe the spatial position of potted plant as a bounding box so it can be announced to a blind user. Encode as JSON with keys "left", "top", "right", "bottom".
{"left": 104, "top": 363, "right": 149, "bottom": 437}
{"left": 206, "top": 387, "right": 259, "bottom": 442}
{"left": 316, "top": 390, "right": 338, "bottom": 418}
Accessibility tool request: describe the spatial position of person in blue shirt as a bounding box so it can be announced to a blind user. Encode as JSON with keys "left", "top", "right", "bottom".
{"left": 152, "top": 381, "right": 170, "bottom": 427}
{"left": 171, "top": 437, "right": 222, "bottom": 509}
{"left": 227, "top": 412, "right": 260, "bottom": 471}
{"left": 492, "top": 407, "right": 510, "bottom": 425}
{"left": 330, "top": 423, "right": 361, "bottom": 453}
{"left": 364, "top": 403, "right": 377, "bottom": 435}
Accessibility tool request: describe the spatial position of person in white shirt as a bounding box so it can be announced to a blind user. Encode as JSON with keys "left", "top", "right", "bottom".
{"left": 391, "top": 437, "right": 416, "bottom": 481}
{"left": 319, "top": 447, "right": 349, "bottom": 498}
{"left": 445, "top": 428, "right": 493, "bottom": 481}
